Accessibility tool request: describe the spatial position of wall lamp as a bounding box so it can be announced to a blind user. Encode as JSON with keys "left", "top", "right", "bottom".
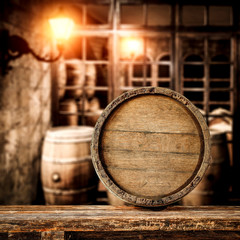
{"left": 0, "top": 15, "right": 74, "bottom": 74}
{"left": 121, "top": 37, "right": 143, "bottom": 59}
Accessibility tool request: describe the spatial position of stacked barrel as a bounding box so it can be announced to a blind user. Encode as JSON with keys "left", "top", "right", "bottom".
{"left": 58, "top": 59, "right": 102, "bottom": 127}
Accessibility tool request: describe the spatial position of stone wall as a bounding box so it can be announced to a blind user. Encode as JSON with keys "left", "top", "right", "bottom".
{"left": 0, "top": 0, "right": 52, "bottom": 204}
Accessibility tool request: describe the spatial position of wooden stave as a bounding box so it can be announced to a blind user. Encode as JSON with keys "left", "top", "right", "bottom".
{"left": 91, "top": 87, "right": 211, "bottom": 207}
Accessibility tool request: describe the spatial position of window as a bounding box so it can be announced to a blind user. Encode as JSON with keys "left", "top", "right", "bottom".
{"left": 86, "top": 5, "right": 110, "bottom": 24}
{"left": 182, "top": 6, "right": 205, "bottom": 26}
{"left": 147, "top": 5, "right": 171, "bottom": 26}
{"left": 157, "top": 54, "right": 171, "bottom": 88}
{"left": 121, "top": 5, "right": 143, "bottom": 24}
{"left": 182, "top": 54, "right": 204, "bottom": 110}
{"left": 209, "top": 6, "right": 232, "bottom": 26}
{"left": 183, "top": 55, "right": 204, "bottom": 78}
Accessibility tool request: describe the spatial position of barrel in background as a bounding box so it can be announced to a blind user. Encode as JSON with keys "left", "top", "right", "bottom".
{"left": 59, "top": 99, "right": 78, "bottom": 126}
{"left": 181, "top": 130, "right": 230, "bottom": 205}
{"left": 107, "top": 190, "right": 126, "bottom": 206}
{"left": 41, "top": 126, "right": 99, "bottom": 205}
{"left": 65, "top": 59, "right": 84, "bottom": 99}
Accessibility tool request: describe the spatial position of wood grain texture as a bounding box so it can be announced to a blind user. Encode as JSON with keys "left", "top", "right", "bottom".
{"left": 0, "top": 205, "right": 240, "bottom": 240}
{"left": 91, "top": 87, "right": 211, "bottom": 207}
{"left": 41, "top": 231, "right": 64, "bottom": 240}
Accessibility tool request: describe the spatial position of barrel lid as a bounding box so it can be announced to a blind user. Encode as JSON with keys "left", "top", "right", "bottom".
{"left": 46, "top": 126, "right": 94, "bottom": 143}
{"left": 91, "top": 87, "right": 211, "bottom": 207}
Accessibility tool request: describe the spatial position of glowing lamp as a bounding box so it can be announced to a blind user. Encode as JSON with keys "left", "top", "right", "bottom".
{"left": 0, "top": 14, "right": 75, "bottom": 74}
{"left": 121, "top": 37, "right": 143, "bottom": 58}
{"left": 49, "top": 17, "right": 75, "bottom": 41}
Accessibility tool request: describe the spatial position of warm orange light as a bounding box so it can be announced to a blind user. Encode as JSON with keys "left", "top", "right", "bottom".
{"left": 49, "top": 17, "right": 74, "bottom": 41}
{"left": 121, "top": 37, "right": 143, "bottom": 58}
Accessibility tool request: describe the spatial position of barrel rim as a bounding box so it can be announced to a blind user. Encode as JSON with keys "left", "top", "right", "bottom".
{"left": 91, "top": 87, "right": 211, "bottom": 207}
{"left": 46, "top": 126, "right": 94, "bottom": 142}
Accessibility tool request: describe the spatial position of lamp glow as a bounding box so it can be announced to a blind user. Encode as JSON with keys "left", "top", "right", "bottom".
{"left": 49, "top": 17, "right": 74, "bottom": 41}
{"left": 121, "top": 37, "right": 143, "bottom": 58}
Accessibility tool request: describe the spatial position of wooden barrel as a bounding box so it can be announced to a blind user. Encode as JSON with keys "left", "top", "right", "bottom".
{"left": 89, "top": 97, "right": 100, "bottom": 112}
{"left": 65, "top": 59, "right": 84, "bottom": 98}
{"left": 91, "top": 87, "right": 211, "bottom": 207}
{"left": 181, "top": 130, "right": 230, "bottom": 205}
{"left": 59, "top": 99, "right": 78, "bottom": 126}
{"left": 78, "top": 98, "right": 90, "bottom": 112}
{"left": 85, "top": 99, "right": 102, "bottom": 126}
{"left": 57, "top": 58, "right": 67, "bottom": 100}
{"left": 209, "top": 114, "right": 233, "bottom": 166}
{"left": 77, "top": 97, "right": 100, "bottom": 113}
{"left": 85, "top": 64, "right": 96, "bottom": 99}
{"left": 107, "top": 190, "right": 126, "bottom": 206}
{"left": 85, "top": 109, "right": 103, "bottom": 127}
{"left": 41, "top": 126, "right": 99, "bottom": 205}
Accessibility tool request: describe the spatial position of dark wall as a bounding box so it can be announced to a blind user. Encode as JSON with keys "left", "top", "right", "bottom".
{"left": 0, "top": 0, "right": 52, "bottom": 204}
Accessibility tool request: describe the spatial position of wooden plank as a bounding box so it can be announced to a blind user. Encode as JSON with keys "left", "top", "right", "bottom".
{"left": 103, "top": 95, "right": 201, "bottom": 133}
{"left": 102, "top": 149, "right": 200, "bottom": 170}
{"left": 41, "top": 231, "right": 64, "bottom": 240}
{"left": 102, "top": 130, "right": 201, "bottom": 153}
{"left": 105, "top": 167, "right": 199, "bottom": 198}
{"left": 0, "top": 206, "right": 240, "bottom": 234}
